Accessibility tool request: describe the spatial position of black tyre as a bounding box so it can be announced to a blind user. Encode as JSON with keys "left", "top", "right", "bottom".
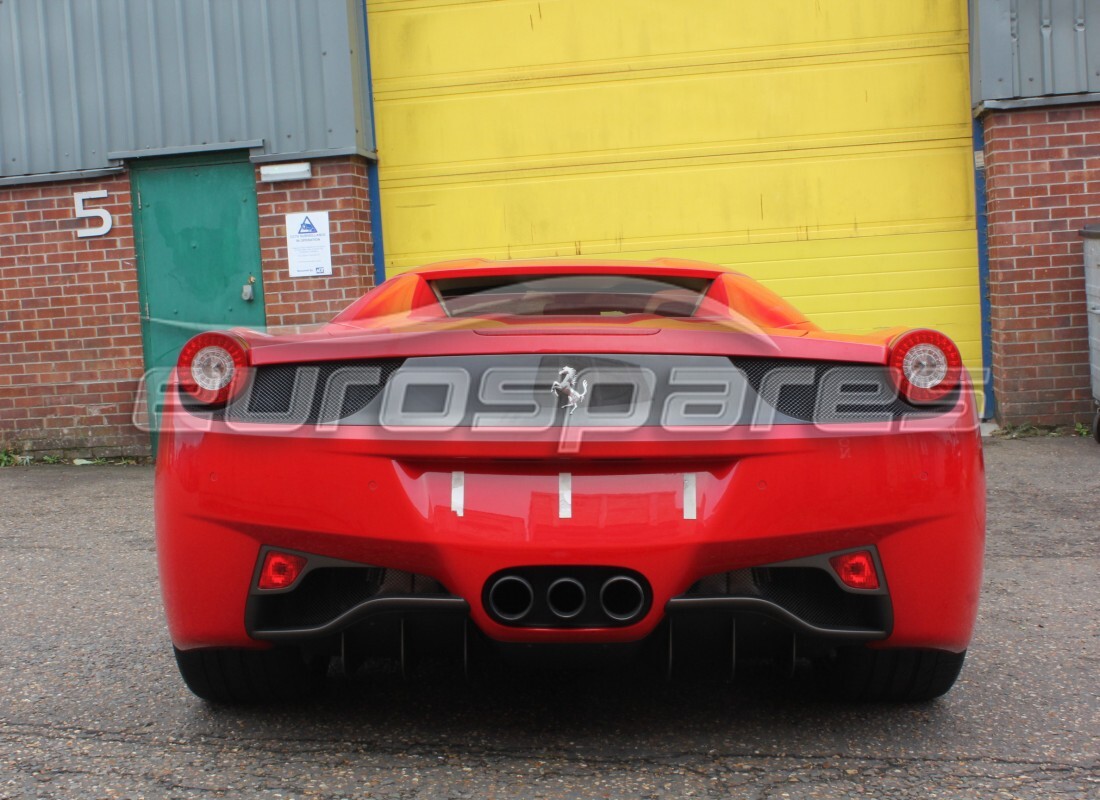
{"left": 1093, "top": 409, "right": 1100, "bottom": 445}
{"left": 173, "top": 646, "right": 327, "bottom": 705}
{"left": 817, "top": 646, "right": 966, "bottom": 702}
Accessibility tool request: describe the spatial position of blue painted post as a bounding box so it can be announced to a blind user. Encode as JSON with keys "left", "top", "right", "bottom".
{"left": 361, "top": 0, "right": 386, "bottom": 283}
{"left": 972, "top": 117, "right": 997, "bottom": 421}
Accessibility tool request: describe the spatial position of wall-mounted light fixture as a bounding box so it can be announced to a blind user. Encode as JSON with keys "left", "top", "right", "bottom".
{"left": 259, "top": 162, "right": 312, "bottom": 182}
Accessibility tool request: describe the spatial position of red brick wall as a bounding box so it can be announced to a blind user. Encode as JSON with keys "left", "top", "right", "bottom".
{"left": 983, "top": 104, "right": 1099, "bottom": 426}
{"left": 256, "top": 156, "right": 375, "bottom": 328}
{"left": 1, "top": 156, "right": 375, "bottom": 457}
{"left": 0, "top": 174, "right": 149, "bottom": 457}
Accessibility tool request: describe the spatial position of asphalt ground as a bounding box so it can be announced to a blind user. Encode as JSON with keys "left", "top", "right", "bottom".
{"left": 0, "top": 437, "right": 1097, "bottom": 799}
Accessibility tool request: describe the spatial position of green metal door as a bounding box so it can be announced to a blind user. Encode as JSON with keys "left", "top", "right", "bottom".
{"left": 131, "top": 151, "right": 265, "bottom": 445}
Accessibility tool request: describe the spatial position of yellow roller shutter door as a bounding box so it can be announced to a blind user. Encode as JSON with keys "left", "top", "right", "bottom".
{"left": 367, "top": 0, "right": 982, "bottom": 385}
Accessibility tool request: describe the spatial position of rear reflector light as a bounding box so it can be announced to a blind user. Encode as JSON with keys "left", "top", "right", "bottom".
{"left": 888, "top": 329, "right": 963, "bottom": 404}
{"left": 258, "top": 551, "right": 308, "bottom": 590}
{"left": 177, "top": 332, "right": 250, "bottom": 406}
{"left": 829, "top": 550, "right": 880, "bottom": 591}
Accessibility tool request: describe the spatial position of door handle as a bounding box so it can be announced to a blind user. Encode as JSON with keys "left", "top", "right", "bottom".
{"left": 242, "top": 274, "right": 256, "bottom": 301}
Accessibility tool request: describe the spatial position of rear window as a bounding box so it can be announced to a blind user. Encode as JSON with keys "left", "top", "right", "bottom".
{"left": 430, "top": 274, "right": 713, "bottom": 318}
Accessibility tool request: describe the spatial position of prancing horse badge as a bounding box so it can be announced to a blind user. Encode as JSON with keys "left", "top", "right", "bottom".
{"left": 551, "top": 366, "right": 588, "bottom": 414}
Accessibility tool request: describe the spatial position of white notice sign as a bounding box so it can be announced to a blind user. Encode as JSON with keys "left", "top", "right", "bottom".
{"left": 285, "top": 211, "right": 333, "bottom": 277}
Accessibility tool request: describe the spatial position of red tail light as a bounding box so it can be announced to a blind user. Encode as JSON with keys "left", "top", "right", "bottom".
{"left": 829, "top": 550, "right": 880, "bottom": 591}
{"left": 888, "top": 329, "right": 963, "bottom": 404}
{"left": 258, "top": 551, "right": 308, "bottom": 590}
{"left": 177, "top": 332, "right": 250, "bottom": 406}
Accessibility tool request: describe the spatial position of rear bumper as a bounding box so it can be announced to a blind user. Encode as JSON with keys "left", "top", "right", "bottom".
{"left": 156, "top": 391, "right": 984, "bottom": 654}
{"left": 243, "top": 547, "right": 891, "bottom": 644}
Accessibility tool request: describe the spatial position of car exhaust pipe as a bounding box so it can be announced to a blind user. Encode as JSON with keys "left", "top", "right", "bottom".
{"left": 487, "top": 575, "right": 534, "bottom": 621}
{"left": 600, "top": 575, "right": 645, "bottom": 622}
{"left": 546, "top": 577, "right": 586, "bottom": 619}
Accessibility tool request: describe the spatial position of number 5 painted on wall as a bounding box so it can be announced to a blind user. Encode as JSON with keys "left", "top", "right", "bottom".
{"left": 73, "top": 190, "right": 113, "bottom": 238}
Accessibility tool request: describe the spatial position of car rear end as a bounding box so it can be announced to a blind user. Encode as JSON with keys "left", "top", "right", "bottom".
{"left": 156, "top": 264, "right": 984, "bottom": 703}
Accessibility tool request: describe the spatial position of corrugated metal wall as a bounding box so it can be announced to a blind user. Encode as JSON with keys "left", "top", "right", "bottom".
{"left": 0, "top": 0, "right": 373, "bottom": 180}
{"left": 972, "top": 0, "right": 1100, "bottom": 101}
{"left": 367, "top": 0, "right": 983, "bottom": 384}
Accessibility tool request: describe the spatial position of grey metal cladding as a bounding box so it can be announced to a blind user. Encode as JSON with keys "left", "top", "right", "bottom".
{"left": 972, "top": 0, "right": 1100, "bottom": 103}
{"left": 0, "top": 0, "right": 373, "bottom": 180}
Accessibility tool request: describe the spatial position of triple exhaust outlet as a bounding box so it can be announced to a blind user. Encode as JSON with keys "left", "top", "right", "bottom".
{"left": 485, "top": 569, "right": 649, "bottom": 627}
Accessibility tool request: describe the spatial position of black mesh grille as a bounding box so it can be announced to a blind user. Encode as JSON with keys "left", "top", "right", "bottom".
{"left": 732, "top": 357, "right": 955, "bottom": 421}
{"left": 686, "top": 566, "right": 888, "bottom": 630}
{"left": 183, "top": 355, "right": 952, "bottom": 426}
{"left": 184, "top": 358, "right": 406, "bottom": 423}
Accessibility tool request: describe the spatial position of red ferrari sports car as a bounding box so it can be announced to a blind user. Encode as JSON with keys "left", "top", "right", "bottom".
{"left": 156, "top": 258, "right": 984, "bottom": 704}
